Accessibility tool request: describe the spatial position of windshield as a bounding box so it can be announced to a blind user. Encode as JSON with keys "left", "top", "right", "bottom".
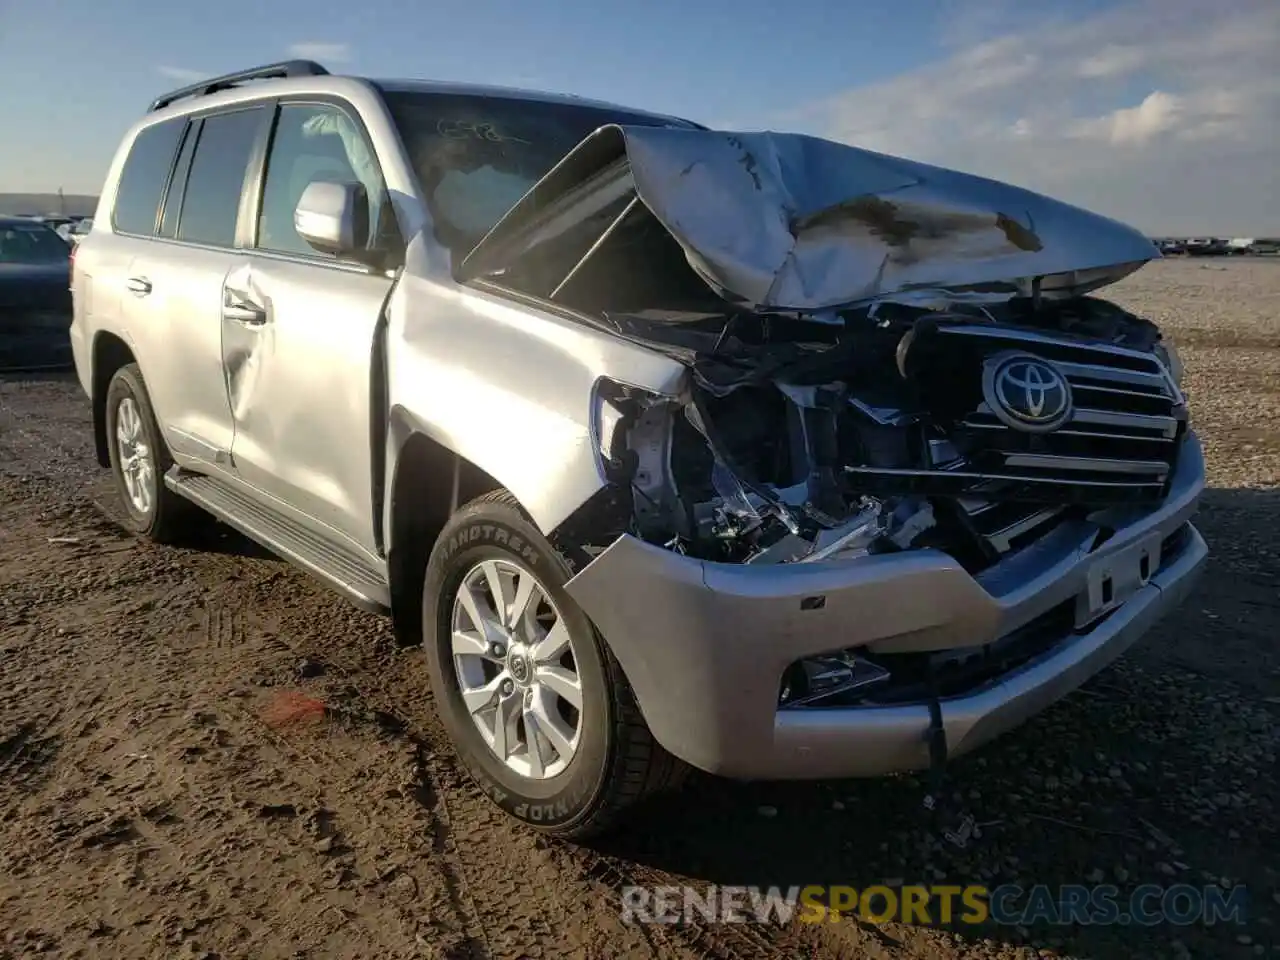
{"left": 0, "top": 222, "right": 69, "bottom": 263}
{"left": 381, "top": 90, "right": 695, "bottom": 252}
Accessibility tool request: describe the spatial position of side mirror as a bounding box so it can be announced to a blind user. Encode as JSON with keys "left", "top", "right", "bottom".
{"left": 294, "top": 180, "right": 369, "bottom": 257}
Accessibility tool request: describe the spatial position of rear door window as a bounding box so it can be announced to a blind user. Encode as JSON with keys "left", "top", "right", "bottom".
{"left": 176, "top": 107, "right": 268, "bottom": 248}
{"left": 112, "top": 118, "right": 185, "bottom": 236}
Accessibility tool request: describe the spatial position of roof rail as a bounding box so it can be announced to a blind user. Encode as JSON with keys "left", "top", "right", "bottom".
{"left": 148, "top": 60, "right": 330, "bottom": 112}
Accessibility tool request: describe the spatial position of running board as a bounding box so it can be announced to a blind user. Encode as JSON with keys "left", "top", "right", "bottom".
{"left": 166, "top": 470, "right": 391, "bottom": 614}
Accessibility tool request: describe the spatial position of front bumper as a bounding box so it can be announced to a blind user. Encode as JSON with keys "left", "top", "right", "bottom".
{"left": 564, "top": 434, "right": 1208, "bottom": 779}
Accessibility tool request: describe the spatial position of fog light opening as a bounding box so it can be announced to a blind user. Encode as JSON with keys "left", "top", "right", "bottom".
{"left": 779, "top": 652, "right": 891, "bottom": 708}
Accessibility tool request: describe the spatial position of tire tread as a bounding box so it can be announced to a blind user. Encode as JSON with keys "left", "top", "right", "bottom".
{"left": 105, "top": 363, "right": 203, "bottom": 544}
{"left": 439, "top": 488, "right": 686, "bottom": 839}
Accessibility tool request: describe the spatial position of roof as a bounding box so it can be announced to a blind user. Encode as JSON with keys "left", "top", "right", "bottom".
{"left": 371, "top": 78, "right": 688, "bottom": 125}
{"left": 141, "top": 60, "right": 691, "bottom": 128}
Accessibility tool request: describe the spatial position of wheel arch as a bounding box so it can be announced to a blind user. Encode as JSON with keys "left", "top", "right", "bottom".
{"left": 385, "top": 418, "right": 509, "bottom": 646}
{"left": 91, "top": 331, "right": 138, "bottom": 468}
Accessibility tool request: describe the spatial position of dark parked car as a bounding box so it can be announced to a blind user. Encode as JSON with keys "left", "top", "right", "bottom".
{"left": 0, "top": 216, "right": 74, "bottom": 369}
{"left": 1183, "top": 237, "right": 1229, "bottom": 256}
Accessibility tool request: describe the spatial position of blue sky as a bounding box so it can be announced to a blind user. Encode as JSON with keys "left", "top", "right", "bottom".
{"left": 2, "top": 0, "right": 1276, "bottom": 234}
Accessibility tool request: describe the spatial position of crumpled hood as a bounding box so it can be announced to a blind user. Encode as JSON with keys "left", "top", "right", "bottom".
{"left": 459, "top": 125, "right": 1159, "bottom": 311}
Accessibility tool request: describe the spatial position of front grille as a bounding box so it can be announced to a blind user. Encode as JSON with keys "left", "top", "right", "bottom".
{"left": 843, "top": 321, "right": 1185, "bottom": 558}
{"left": 876, "top": 323, "right": 1184, "bottom": 503}
{"left": 946, "top": 325, "right": 1184, "bottom": 493}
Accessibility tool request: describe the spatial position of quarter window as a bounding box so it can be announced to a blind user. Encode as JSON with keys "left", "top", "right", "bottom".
{"left": 158, "top": 121, "right": 200, "bottom": 240}
{"left": 111, "top": 118, "right": 185, "bottom": 236}
{"left": 176, "top": 107, "right": 266, "bottom": 248}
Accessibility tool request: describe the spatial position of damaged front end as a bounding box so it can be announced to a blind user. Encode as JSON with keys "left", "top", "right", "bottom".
{"left": 584, "top": 296, "right": 1184, "bottom": 572}
{"left": 460, "top": 124, "right": 1190, "bottom": 717}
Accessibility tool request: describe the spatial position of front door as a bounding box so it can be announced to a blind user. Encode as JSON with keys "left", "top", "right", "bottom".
{"left": 223, "top": 100, "right": 396, "bottom": 558}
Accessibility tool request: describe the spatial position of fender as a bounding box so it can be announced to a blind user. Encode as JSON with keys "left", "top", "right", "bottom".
{"left": 382, "top": 260, "right": 687, "bottom": 547}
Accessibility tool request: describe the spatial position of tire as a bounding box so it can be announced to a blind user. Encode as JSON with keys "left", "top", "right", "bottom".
{"left": 104, "top": 363, "right": 200, "bottom": 543}
{"left": 422, "top": 489, "right": 685, "bottom": 838}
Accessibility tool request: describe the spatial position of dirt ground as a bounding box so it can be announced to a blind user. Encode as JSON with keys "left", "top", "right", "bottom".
{"left": 2, "top": 258, "right": 1277, "bottom": 960}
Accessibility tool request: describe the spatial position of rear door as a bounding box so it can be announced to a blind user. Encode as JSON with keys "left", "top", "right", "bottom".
{"left": 75, "top": 118, "right": 184, "bottom": 418}
{"left": 121, "top": 106, "right": 270, "bottom": 468}
{"left": 224, "top": 99, "right": 396, "bottom": 557}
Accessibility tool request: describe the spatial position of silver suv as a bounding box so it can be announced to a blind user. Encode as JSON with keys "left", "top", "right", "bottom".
{"left": 71, "top": 60, "right": 1207, "bottom": 837}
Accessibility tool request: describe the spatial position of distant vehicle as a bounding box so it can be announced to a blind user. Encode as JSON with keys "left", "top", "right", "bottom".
{"left": 1250, "top": 238, "right": 1279, "bottom": 255}
{"left": 1183, "top": 238, "right": 1229, "bottom": 256}
{"left": 32, "top": 215, "right": 76, "bottom": 232}
{"left": 0, "top": 216, "right": 73, "bottom": 369}
{"left": 66, "top": 218, "right": 93, "bottom": 245}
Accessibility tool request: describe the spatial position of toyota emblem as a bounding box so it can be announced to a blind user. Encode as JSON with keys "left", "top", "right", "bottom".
{"left": 982, "top": 353, "right": 1073, "bottom": 432}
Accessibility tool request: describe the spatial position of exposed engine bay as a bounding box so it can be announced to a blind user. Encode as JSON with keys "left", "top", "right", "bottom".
{"left": 588, "top": 295, "right": 1185, "bottom": 570}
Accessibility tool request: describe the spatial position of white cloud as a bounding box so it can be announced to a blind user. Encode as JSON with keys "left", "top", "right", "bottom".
{"left": 1073, "top": 90, "right": 1183, "bottom": 145}
{"left": 286, "top": 42, "right": 351, "bottom": 63}
{"left": 793, "top": 0, "right": 1280, "bottom": 235}
{"left": 1076, "top": 45, "right": 1147, "bottom": 80}
{"left": 156, "top": 65, "right": 207, "bottom": 83}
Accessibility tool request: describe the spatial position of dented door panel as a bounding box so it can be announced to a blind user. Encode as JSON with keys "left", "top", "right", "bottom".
{"left": 223, "top": 255, "right": 393, "bottom": 556}
{"left": 129, "top": 243, "right": 244, "bottom": 469}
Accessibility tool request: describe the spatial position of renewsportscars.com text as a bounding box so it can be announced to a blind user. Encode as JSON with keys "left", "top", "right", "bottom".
{"left": 620, "top": 883, "right": 1249, "bottom": 927}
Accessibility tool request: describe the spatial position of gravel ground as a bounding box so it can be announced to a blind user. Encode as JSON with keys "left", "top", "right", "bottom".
{"left": 1, "top": 258, "right": 1277, "bottom": 960}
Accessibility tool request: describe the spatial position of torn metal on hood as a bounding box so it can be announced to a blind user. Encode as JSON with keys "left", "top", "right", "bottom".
{"left": 458, "top": 124, "right": 1160, "bottom": 312}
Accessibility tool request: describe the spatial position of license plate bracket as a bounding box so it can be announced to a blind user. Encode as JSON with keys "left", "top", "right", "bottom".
{"left": 1074, "top": 531, "right": 1163, "bottom": 629}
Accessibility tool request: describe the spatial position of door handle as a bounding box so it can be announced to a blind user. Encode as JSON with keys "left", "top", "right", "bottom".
{"left": 126, "top": 276, "right": 152, "bottom": 296}
{"left": 223, "top": 286, "right": 267, "bottom": 325}
{"left": 223, "top": 303, "right": 267, "bottom": 325}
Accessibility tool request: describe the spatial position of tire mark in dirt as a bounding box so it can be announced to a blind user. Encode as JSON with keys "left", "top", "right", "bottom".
{"left": 137, "top": 596, "right": 483, "bottom": 956}
{"left": 0, "top": 657, "right": 103, "bottom": 821}
{"left": 251, "top": 590, "right": 687, "bottom": 960}
{"left": 200, "top": 600, "right": 492, "bottom": 959}
{"left": 553, "top": 844, "right": 836, "bottom": 960}
{"left": 272, "top": 616, "right": 812, "bottom": 960}
{"left": 401, "top": 742, "right": 496, "bottom": 960}
{"left": 0, "top": 722, "right": 61, "bottom": 788}
{"left": 264, "top": 638, "right": 561, "bottom": 959}
{"left": 249, "top": 585, "right": 831, "bottom": 960}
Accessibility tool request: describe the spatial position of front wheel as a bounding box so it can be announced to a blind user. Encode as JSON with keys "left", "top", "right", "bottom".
{"left": 422, "top": 490, "right": 684, "bottom": 838}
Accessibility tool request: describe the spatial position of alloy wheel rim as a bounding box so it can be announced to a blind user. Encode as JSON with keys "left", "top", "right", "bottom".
{"left": 115, "top": 396, "right": 154, "bottom": 516}
{"left": 450, "top": 558, "right": 583, "bottom": 780}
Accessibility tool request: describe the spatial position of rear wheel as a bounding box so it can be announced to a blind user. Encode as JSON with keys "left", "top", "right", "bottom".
{"left": 104, "top": 363, "right": 200, "bottom": 543}
{"left": 422, "top": 489, "right": 685, "bottom": 838}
